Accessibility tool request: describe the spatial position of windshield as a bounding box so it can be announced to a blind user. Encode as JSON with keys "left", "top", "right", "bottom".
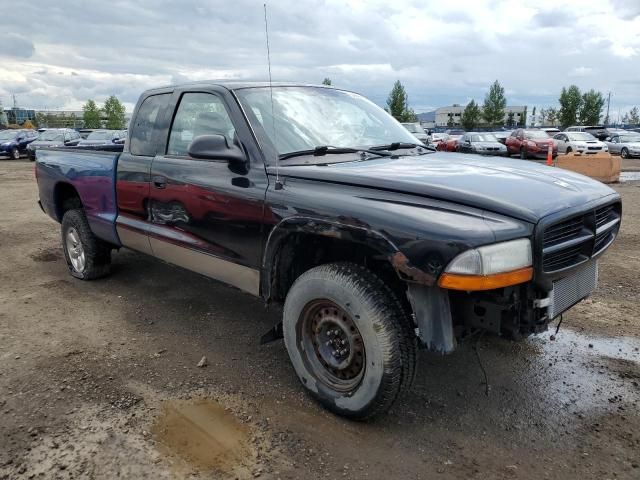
{"left": 567, "top": 132, "right": 596, "bottom": 141}
{"left": 38, "top": 131, "right": 65, "bottom": 141}
{"left": 401, "top": 123, "right": 422, "bottom": 133}
{"left": 471, "top": 134, "right": 498, "bottom": 142}
{"left": 0, "top": 131, "right": 18, "bottom": 141}
{"left": 235, "top": 87, "right": 419, "bottom": 156}
{"left": 86, "top": 130, "right": 113, "bottom": 140}
{"left": 525, "top": 130, "right": 550, "bottom": 139}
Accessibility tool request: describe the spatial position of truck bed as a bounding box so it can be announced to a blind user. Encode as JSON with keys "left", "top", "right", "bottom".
{"left": 36, "top": 147, "right": 122, "bottom": 246}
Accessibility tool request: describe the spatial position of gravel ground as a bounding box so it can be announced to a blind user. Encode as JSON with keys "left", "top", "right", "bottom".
{"left": 1, "top": 159, "right": 639, "bottom": 479}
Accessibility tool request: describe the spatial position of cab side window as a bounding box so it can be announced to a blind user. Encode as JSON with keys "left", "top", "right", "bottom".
{"left": 130, "top": 93, "right": 171, "bottom": 156}
{"left": 167, "top": 93, "right": 236, "bottom": 157}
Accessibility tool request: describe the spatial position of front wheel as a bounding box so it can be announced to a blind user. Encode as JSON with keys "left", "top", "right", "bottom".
{"left": 61, "top": 209, "right": 112, "bottom": 280}
{"left": 11, "top": 148, "right": 20, "bottom": 160}
{"left": 519, "top": 147, "right": 526, "bottom": 159}
{"left": 283, "top": 263, "right": 417, "bottom": 420}
{"left": 621, "top": 148, "right": 629, "bottom": 159}
{"left": 566, "top": 147, "right": 572, "bottom": 154}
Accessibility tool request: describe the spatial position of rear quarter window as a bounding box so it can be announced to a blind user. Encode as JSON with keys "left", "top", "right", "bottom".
{"left": 130, "top": 94, "right": 170, "bottom": 156}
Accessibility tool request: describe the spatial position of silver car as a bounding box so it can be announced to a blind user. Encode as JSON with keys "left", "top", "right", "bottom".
{"left": 553, "top": 132, "right": 608, "bottom": 154}
{"left": 400, "top": 122, "right": 428, "bottom": 144}
{"left": 605, "top": 133, "right": 640, "bottom": 158}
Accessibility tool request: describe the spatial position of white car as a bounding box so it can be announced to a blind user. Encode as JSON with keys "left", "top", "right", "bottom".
{"left": 553, "top": 132, "right": 608, "bottom": 154}
{"left": 400, "top": 123, "right": 428, "bottom": 144}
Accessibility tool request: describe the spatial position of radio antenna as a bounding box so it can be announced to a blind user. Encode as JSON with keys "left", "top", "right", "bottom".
{"left": 264, "top": 3, "right": 282, "bottom": 189}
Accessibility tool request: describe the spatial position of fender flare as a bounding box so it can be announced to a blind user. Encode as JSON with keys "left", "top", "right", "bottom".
{"left": 260, "top": 216, "right": 436, "bottom": 300}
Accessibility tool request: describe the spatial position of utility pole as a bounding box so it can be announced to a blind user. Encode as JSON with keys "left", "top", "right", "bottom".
{"left": 12, "top": 94, "right": 17, "bottom": 109}
{"left": 605, "top": 92, "right": 611, "bottom": 126}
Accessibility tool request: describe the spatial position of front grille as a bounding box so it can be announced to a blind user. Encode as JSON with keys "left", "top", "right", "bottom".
{"left": 588, "top": 146, "right": 601, "bottom": 151}
{"left": 543, "top": 216, "right": 583, "bottom": 246}
{"left": 540, "top": 202, "right": 620, "bottom": 273}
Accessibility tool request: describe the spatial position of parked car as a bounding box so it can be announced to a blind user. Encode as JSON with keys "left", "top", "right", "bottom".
{"left": 552, "top": 132, "right": 608, "bottom": 154}
{"left": 444, "top": 128, "right": 465, "bottom": 136}
{"left": 456, "top": 132, "right": 508, "bottom": 156}
{"left": 427, "top": 132, "right": 449, "bottom": 147}
{"left": 400, "top": 123, "right": 428, "bottom": 144}
{"left": 605, "top": 133, "right": 640, "bottom": 158}
{"left": 436, "top": 136, "right": 460, "bottom": 152}
{"left": 0, "top": 129, "right": 38, "bottom": 159}
{"left": 78, "top": 129, "right": 127, "bottom": 146}
{"left": 506, "top": 128, "right": 557, "bottom": 159}
{"left": 565, "top": 125, "right": 608, "bottom": 140}
{"left": 27, "top": 128, "right": 82, "bottom": 160}
{"left": 35, "top": 82, "right": 621, "bottom": 419}
{"left": 541, "top": 128, "right": 560, "bottom": 136}
{"left": 492, "top": 131, "right": 512, "bottom": 145}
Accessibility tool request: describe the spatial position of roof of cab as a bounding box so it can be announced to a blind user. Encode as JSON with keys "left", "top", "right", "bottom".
{"left": 142, "top": 81, "right": 338, "bottom": 95}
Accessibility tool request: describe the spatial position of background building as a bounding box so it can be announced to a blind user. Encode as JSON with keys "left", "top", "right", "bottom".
{"left": 4, "top": 107, "right": 36, "bottom": 125}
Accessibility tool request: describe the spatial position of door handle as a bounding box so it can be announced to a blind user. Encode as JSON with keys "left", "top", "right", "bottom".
{"left": 152, "top": 175, "right": 167, "bottom": 189}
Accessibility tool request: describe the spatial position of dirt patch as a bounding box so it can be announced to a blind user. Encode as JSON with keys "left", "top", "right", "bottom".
{"left": 152, "top": 398, "right": 251, "bottom": 476}
{"left": 30, "top": 248, "right": 62, "bottom": 262}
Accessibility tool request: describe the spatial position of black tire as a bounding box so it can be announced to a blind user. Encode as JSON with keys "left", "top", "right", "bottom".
{"left": 566, "top": 147, "right": 572, "bottom": 154}
{"left": 621, "top": 148, "right": 629, "bottom": 159}
{"left": 283, "top": 262, "right": 417, "bottom": 420}
{"left": 61, "top": 209, "right": 112, "bottom": 280}
{"left": 519, "top": 147, "right": 526, "bottom": 159}
{"left": 11, "top": 148, "right": 20, "bottom": 160}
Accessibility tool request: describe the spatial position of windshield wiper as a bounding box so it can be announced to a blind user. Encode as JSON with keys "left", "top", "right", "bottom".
{"left": 370, "top": 142, "right": 437, "bottom": 152}
{"left": 279, "top": 145, "right": 395, "bottom": 161}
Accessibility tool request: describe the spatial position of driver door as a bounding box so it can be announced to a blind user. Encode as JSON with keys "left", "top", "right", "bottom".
{"left": 148, "top": 90, "right": 267, "bottom": 295}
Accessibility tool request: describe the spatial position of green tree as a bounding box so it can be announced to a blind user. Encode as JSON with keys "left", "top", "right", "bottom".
{"left": 385, "top": 80, "right": 416, "bottom": 122}
{"left": 506, "top": 111, "right": 515, "bottom": 127}
{"left": 578, "top": 89, "right": 605, "bottom": 126}
{"left": 519, "top": 106, "right": 528, "bottom": 127}
{"left": 628, "top": 106, "right": 639, "bottom": 125}
{"left": 539, "top": 108, "right": 547, "bottom": 125}
{"left": 460, "top": 100, "right": 481, "bottom": 130}
{"left": 546, "top": 107, "right": 558, "bottom": 126}
{"left": 482, "top": 80, "right": 507, "bottom": 127}
{"left": 321, "top": 78, "right": 332, "bottom": 86}
{"left": 103, "top": 95, "right": 126, "bottom": 130}
{"left": 83, "top": 99, "right": 102, "bottom": 128}
{"left": 531, "top": 106, "right": 536, "bottom": 126}
{"left": 447, "top": 113, "right": 455, "bottom": 127}
{"left": 558, "top": 85, "right": 582, "bottom": 128}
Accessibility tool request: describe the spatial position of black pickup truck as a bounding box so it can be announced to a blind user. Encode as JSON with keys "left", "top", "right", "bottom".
{"left": 35, "top": 82, "right": 621, "bottom": 419}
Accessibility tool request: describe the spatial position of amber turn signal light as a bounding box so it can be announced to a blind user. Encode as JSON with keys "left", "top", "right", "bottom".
{"left": 438, "top": 266, "right": 533, "bottom": 291}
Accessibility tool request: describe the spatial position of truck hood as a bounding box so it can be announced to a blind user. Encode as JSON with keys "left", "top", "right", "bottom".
{"left": 276, "top": 153, "right": 618, "bottom": 223}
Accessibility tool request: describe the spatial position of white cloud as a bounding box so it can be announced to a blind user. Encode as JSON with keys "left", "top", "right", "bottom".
{"left": 0, "top": 0, "right": 638, "bottom": 112}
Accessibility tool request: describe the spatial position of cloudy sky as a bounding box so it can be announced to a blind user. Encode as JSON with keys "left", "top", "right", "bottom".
{"left": 1, "top": 0, "right": 639, "bottom": 118}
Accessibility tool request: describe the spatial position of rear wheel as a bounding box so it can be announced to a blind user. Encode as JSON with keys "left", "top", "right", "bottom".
{"left": 61, "top": 209, "right": 112, "bottom": 280}
{"left": 283, "top": 262, "right": 416, "bottom": 420}
{"left": 621, "top": 148, "right": 629, "bottom": 159}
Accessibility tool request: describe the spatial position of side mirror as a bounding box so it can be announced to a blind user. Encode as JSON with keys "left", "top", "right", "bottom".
{"left": 605, "top": 137, "right": 611, "bottom": 141}
{"left": 188, "top": 134, "right": 246, "bottom": 164}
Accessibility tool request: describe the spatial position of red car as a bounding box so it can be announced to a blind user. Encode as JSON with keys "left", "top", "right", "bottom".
{"left": 506, "top": 129, "right": 557, "bottom": 159}
{"left": 437, "top": 135, "right": 461, "bottom": 152}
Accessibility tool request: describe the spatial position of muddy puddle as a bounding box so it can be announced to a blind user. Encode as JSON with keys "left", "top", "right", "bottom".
{"left": 152, "top": 398, "right": 251, "bottom": 474}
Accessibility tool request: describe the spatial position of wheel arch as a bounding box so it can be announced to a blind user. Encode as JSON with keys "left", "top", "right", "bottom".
{"left": 261, "top": 217, "right": 436, "bottom": 304}
{"left": 53, "top": 181, "right": 83, "bottom": 222}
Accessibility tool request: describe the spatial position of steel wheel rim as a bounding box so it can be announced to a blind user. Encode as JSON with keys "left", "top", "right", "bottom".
{"left": 66, "top": 227, "right": 86, "bottom": 272}
{"left": 12, "top": 149, "right": 19, "bottom": 160}
{"left": 298, "top": 300, "right": 365, "bottom": 392}
{"left": 622, "top": 148, "right": 628, "bottom": 159}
